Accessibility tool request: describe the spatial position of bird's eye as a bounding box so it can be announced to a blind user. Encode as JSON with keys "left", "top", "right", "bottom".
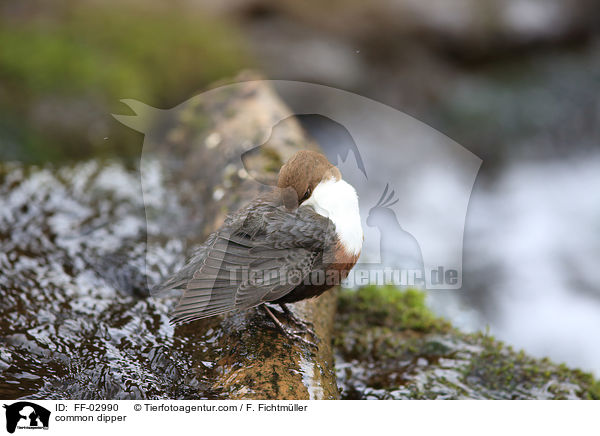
{"left": 301, "top": 187, "right": 311, "bottom": 201}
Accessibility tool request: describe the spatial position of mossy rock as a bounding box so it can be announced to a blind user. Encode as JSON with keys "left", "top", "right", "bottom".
{"left": 334, "top": 285, "right": 600, "bottom": 400}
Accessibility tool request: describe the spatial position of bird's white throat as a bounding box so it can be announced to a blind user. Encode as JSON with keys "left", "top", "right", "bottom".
{"left": 303, "top": 178, "right": 363, "bottom": 256}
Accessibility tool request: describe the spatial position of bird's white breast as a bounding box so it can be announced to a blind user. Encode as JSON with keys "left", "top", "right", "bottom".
{"left": 303, "top": 178, "right": 363, "bottom": 256}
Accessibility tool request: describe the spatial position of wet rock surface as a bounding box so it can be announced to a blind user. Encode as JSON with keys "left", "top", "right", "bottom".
{"left": 0, "top": 77, "right": 339, "bottom": 400}
{"left": 2, "top": 158, "right": 599, "bottom": 400}
{"left": 0, "top": 160, "right": 186, "bottom": 399}
{"left": 1, "top": 76, "right": 598, "bottom": 400}
{"left": 334, "top": 286, "right": 600, "bottom": 399}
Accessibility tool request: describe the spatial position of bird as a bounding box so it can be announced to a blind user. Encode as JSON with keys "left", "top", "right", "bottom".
{"left": 154, "top": 150, "right": 363, "bottom": 342}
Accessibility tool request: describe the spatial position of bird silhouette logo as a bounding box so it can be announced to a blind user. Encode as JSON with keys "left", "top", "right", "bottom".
{"left": 367, "top": 184, "right": 425, "bottom": 286}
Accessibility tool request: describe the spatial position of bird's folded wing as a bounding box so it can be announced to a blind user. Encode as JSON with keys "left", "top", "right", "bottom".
{"left": 169, "top": 204, "right": 335, "bottom": 324}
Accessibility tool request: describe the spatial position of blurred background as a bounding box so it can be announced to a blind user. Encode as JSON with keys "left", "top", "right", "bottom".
{"left": 1, "top": 0, "right": 599, "bottom": 374}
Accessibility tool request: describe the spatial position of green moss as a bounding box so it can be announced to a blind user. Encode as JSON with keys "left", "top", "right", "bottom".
{"left": 461, "top": 332, "right": 600, "bottom": 399}
{"left": 334, "top": 285, "right": 600, "bottom": 399}
{"left": 1, "top": 3, "right": 249, "bottom": 101}
{"left": 337, "top": 285, "right": 449, "bottom": 333}
{"left": 0, "top": 1, "right": 251, "bottom": 163}
{"left": 261, "top": 147, "right": 285, "bottom": 174}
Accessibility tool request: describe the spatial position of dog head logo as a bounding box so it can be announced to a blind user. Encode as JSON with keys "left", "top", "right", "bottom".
{"left": 3, "top": 402, "right": 50, "bottom": 433}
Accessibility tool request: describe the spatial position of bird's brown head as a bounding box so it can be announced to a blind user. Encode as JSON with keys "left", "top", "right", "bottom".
{"left": 277, "top": 150, "right": 341, "bottom": 209}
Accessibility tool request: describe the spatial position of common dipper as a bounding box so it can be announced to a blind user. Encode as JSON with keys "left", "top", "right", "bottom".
{"left": 155, "top": 150, "right": 363, "bottom": 340}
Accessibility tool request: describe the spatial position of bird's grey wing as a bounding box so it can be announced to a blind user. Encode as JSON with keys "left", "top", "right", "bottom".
{"left": 169, "top": 204, "right": 335, "bottom": 324}
{"left": 150, "top": 234, "right": 216, "bottom": 295}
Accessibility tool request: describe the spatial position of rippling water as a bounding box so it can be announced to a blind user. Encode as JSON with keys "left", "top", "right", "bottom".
{"left": 0, "top": 162, "right": 201, "bottom": 399}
